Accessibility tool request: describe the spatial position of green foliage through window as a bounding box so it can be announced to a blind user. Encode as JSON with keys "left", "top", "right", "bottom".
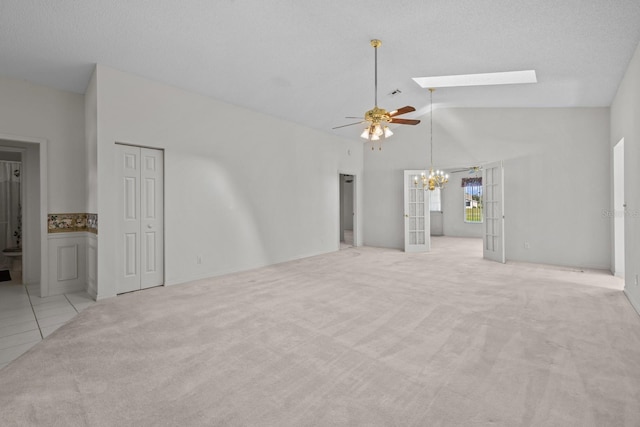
{"left": 463, "top": 178, "right": 483, "bottom": 223}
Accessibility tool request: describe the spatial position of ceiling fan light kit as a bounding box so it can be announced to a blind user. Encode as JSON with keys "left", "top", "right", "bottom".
{"left": 333, "top": 39, "right": 420, "bottom": 150}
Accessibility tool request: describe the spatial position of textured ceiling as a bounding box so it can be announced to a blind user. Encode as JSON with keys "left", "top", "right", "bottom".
{"left": 1, "top": 0, "right": 640, "bottom": 139}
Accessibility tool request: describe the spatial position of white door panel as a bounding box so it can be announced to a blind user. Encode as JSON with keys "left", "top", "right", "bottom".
{"left": 117, "top": 145, "right": 141, "bottom": 293}
{"left": 404, "top": 170, "right": 430, "bottom": 253}
{"left": 140, "top": 148, "right": 164, "bottom": 289}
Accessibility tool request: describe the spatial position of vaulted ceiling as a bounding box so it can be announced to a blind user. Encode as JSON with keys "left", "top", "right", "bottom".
{"left": 2, "top": 1, "right": 639, "bottom": 139}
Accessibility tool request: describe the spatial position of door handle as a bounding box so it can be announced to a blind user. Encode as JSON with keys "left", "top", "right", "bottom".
{"left": 147, "top": 224, "right": 152, "bottom": 229}
{"left": 404, "top": 214, "right": 409, "bottom": 218}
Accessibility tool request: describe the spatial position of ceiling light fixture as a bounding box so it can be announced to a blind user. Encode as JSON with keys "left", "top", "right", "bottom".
{"left": 416, "top": 88, "right": 448, "bottom": 191}
{"left": 332, "top": 39, "right": 420, "bottom": 149}
{"left": 360, "top": 40, "right": 393, "bottom": 147}
{"left": 412, "top": 70, "right": 537, "bottom": 89}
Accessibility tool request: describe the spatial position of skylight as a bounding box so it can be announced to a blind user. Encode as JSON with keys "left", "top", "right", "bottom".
{"left": 412, "top": 70, "right": 537, "bottom": 88}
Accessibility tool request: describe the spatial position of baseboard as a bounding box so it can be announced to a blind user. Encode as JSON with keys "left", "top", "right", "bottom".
{"left": 165, "top": 248, "right": 336, "bottom": 288}
{"left": 624, "top": 288, "right": 640, "bottom": 317}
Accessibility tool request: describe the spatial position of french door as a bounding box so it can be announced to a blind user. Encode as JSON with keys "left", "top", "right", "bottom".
{"left": 116, "top": 144, "right": 164, "bottom": 293}
{"left": 483, "top": 161, "right": 505, "bottom": 263}
{"left": 404, "top": 170, "right": 430, "bottom": 252}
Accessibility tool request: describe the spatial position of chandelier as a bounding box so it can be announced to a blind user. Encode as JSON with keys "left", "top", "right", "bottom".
{"left": 416, "top": 88, "right": 448, "bottom": 191}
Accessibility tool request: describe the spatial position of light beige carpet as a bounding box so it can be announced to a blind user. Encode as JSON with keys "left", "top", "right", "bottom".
{"left": 1, "top": 237, "right": 639, "bottom": 426}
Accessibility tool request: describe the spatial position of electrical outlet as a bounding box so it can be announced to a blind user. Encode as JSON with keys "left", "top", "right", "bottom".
{"left": 635, "top": 274, "right": 639, "bottom": 286}
{"left": 524, "top": 242, "right": 530, "bottom": 249}
{"left": 197, "top": 255, "right": 202, "bottom": 265}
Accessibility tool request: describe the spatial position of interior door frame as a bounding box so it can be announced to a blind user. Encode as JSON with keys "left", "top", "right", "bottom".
{"left": 338, "top": 170, "right": 357, "bottom": 247}
{"left": 404, "top": 170, "right": 430, "bottom": 253}
{"left": 0, "top": 146, "right": 26, "bottom": 283}
{"left": 482, "top": 161, "right": 505, "bottom": 263}
{"left": 115, "top": 142, "right": 165, "bottom": 293}
{"left": 613, "top": 138, "right": 625, "bottom": 277}
{"left": 0, "top": 133, "right": 48, "bottom": 296}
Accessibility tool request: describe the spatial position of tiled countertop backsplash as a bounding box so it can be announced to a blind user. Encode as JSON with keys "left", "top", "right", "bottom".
{"left": 48, "top": 213, "right": 98, "bottom": 234}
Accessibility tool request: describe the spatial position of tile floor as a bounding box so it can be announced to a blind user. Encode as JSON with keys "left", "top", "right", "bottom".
{"left": 0, "top": 279, "right": 94, "bottom": 370}
{"left": 340, "top": 229, "right": 354, "bottom": 250}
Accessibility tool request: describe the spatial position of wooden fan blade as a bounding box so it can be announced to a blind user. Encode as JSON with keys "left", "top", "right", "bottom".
{"left": 389, "top": 118, "right": 421, "bottom": 125}
{"left": 332, "top": 121, "right": 366, "bottom": 129}
{"left": 450, "top": 166, "right": 482, "bottom": 174}
{"left": 389, "top": 106, "right": 416, "bottom": 117}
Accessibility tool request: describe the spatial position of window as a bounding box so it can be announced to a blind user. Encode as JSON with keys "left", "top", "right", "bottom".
{"left": 462, "top": 177, "right": 482, "bottom": 223}
{"left": 429, "top": 188, "right": 441, "bottom": 211}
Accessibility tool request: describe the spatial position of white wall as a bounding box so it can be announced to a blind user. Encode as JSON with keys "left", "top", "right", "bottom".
{"left": 84, "top": 71, "right": 98, "bottom": 298}
{"left": 430, "top": 211, "right": 443, "bottom": 236}
{"left": 610, "top": 41, "right": 640, "bottom": 314}
{"left": 0, "top": 76, "right": 86, "bottom": 212}
{"left": 85, "top": 70, "right": 98, "bottom": 213}
{"left": 442, "top": 171, "right": 483, "bottom": 238}
{"left": 94, "top": 65, "right": 363, "bottom": 299}
{"left": 364, "top": 107, "right": 611, "bottom": 269}
{"left": 0, "top": 76, "right": 85, "bottom": 290}
{"left": 363, "top": 124, "right": 427, "bottom": 249}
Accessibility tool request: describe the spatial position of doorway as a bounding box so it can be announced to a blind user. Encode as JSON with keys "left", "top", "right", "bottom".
{"left": 0, "top": 136, "right": 46, "bottom": 296}
{"left": 614, "top": 138, "right": 625, "bottom": 277}
{"left": 0, "top": 150, "right": 23, "bottom": 284}
{"left": 116, "top": 144, "right": 165, "bottom": 293}
{"left": 339, "top": 173, "right": 355, "bottom": 248}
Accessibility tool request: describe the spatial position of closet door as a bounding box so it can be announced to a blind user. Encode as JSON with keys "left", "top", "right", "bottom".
{"left": 140, "top": 148, "right": 164, "bottom": 289}
{"left": 116, "top": 144, "right": 164, "bottom": 294}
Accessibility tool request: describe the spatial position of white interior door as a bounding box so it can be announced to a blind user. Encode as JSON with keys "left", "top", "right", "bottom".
{"left": 404, "top": 170, "right": 430, "bottom": 252}
{"left": 117, "top": 144, "right": 164, "bottom": 293}
{"left": 140, "top": 148, "right": 164, "bottom": 288}
{"left": 483, "top": 161, "right": 505, "bottom": 263}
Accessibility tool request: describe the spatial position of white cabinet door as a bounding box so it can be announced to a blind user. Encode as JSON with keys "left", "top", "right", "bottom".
{"left": 116, "top": 144, "right": 164, "bottom": 293}
{"left": 483, "top": 161, "right": 505, "bottom": 263}
{"left": 404, "top": 170, "right": 430, "bottom": 253}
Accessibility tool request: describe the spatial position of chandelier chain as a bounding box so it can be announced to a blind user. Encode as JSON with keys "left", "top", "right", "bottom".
{"left": 430, "top": 88, "right": 433, "bottom": 168}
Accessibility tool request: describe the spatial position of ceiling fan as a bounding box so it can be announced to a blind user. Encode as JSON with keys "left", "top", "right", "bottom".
{"left": 333, "top": 39, "right": 420, "bottom": 149}
{"left": 450, "top": 166, "right": 482, "bottom": 174}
